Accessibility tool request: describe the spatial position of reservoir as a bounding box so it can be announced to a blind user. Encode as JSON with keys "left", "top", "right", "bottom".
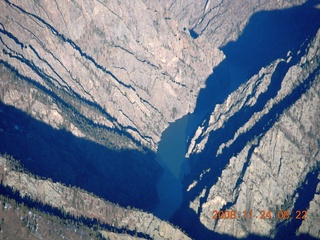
{"left": 152, "top": 0, "right": 320, "bottom": 221}
{"left": 153, "top": 115, "right": 189, "bottom": 219}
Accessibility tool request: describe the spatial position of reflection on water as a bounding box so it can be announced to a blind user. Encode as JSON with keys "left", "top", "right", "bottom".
{"left": 153, "top": 0, "right": 320, "bottom": 223}
{"left": 153, "top": 115, "right": 189, "bottom": 219}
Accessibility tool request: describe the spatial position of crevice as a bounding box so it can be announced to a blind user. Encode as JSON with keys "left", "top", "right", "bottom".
{"left": 198, "top": 5, "right": 227, "bottom": 37}
{"left": 33, "top": 1, "right": 55, "bottom": 28}
{"left": 0, "top": 60, "right": 147, "bottom": 151}
{"left": 2, "top": 7, "right": 161, "bottom": 147}
{"left": 28, "top": 44, "right": 73, "bottom": 93}
{"left": 220, "top": 139, "right": 260, "bottom": 212}
{"left": 8, "top": 17, "right": 45, "bottom": 48}
{"left": 114, "top": 44, "right": 159, "bottom": 70}
{"left": 160, "top": 70, "right": 187, "bottom": 87}
{"left": 53, "top": 0, "right": 69, "bottom": 33}
{"left": 274, "top": 169, "right": 320, "bottom": 239}
{"left": 188, "top": 63, "right": 320, "bottom": 218}
{"left": 0, "top": 23, "right": 24, "bottom": 49}
{"left": 5, "top": 0, "right": 135, "bottom": 91}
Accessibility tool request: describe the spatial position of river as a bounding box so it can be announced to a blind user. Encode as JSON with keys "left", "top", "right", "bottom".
{"left": 152, "top": 0, "right": 320, "bottom": 221}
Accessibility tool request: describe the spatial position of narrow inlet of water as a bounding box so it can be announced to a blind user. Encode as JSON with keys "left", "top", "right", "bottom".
{"left": 153, "top": 115, "right": 189, "bottom": 219}
{"left": 152, "top": 0, "right": 320, "bottom": 221}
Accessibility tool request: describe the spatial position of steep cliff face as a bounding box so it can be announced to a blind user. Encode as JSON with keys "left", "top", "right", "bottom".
{"left": 297, "top": 173, "right": 320, "bottom": 238}
{"left": 0, "top": 0, "right": 224, "bottom": 151}
{"left": 156, "top": 0, "right": 306, "bottom": 46}
{"left": 0, "top": 0, "right": 305, "bottom": 151}
{"left": 185, "top": 26, "right": 320, "bottom": 239}
{"left": 1, "top": 0, "right": 319, "bottom": 239}
{"left": 0, "top": 156, "right": 191, "bottom": 240}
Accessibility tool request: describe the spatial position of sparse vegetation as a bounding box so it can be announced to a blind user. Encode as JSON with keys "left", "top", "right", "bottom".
{"left": 0, "top": 193, "right": 105, "bottom": 239}
{"left": 0, "top": 63, "right": 139, "bottom": 151}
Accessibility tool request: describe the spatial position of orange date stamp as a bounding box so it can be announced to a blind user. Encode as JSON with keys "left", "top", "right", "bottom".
{"left": 212, "top": 210, "right": 307, "bottom": 220}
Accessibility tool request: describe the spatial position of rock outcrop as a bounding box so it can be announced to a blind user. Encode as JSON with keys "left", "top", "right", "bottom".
{"left": 156, "top": 0, "right": 306, "bottom": 46}
{"left": 0, "top": 0, "right": 224, "bottom": 151}
{"left": 0, "top": 156, "right": 191, "bottom": 240}
{"left": 0, "top": 0, "right": 304, "bottom": 151}
{"left": 186, "top": 27, "right": 320, "bottom": 238}
{"left": 1, "top": 0, "right": 319, "bottom": 239}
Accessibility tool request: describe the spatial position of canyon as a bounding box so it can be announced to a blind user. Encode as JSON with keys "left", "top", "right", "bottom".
{"left": 1, "top": 0, "right": 320, "bottom": 239}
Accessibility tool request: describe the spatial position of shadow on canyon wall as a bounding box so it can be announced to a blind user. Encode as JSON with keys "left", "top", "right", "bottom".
{"left": 170, "top": 0, "right": 320, "bottom": 239}
{"left": 0, "top": 101, "right": 162, "bottom": 211}
{"left": 0, "top": 184, "right": 153, "bottom": 239}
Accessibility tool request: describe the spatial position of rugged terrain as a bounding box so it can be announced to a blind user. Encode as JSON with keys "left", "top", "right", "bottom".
{"left": 1, "top": 0, "right": 320, "bottom": 239}
{"left": 0, "top": 155, "right": 190, "bottom": 240}
{"left": 182, "top": 17, "right": 320, "bottom": 240}
{"left": 0, "top": 0, "right": 224, "bottom": 151}
{"left": 0, "top": 195, "right": 104, "bottom": 240}
{"left": 0, "top": 0, "right": 306, "bottom": 150}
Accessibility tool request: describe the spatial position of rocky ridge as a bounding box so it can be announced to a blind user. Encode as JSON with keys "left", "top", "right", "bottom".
{"left": 186, "top": 58, "right": 282, "bottom": 158}
{"left": 1, "top": 0, "right": 319, "bottom": 239}
{"left": 0, "top": 0, "right": 223, "bottom": 151}
{"left": 0, "top": 0, "right": 305, "bottom": 151}
{"left": 0, "top": 156, "right": 190, "bottom": 240}
{"left": 297, "top": 172, "right": 320, "bottom": 238}
{"left": 0, "top": 198, "right": 103, "bottom": 240}
{"left": 156, "top": 0, "right": 306, "bottom": 46}
{"left": 187, "top": 27, "right": 320, "bottom": 238}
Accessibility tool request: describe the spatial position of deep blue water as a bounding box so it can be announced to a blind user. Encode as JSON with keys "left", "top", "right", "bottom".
{"left": 0, "top": 101, "right": 162, "bottom": 211}
{"left": 189, "top": 29, "right": 199, "bottom": 39}
{"left": 152, "top": 1, "right": 320, "bottom": 235}
{"left": 1, "top": 0, "right": 320, "bottom": 238}
{"left": 153, "top": 115, "right": 190, "bottom": 219}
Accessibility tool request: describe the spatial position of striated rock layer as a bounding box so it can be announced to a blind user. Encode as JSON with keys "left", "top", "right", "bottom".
{"left": 0, "top": 0, "right": 223, "bottom": 151}
{"left": 0, "top": 156, "right": 191, "bottom": 240}
{"left": 0, "top": 0, "right": 304, "bottom": 151}
{"left": 185, "top": 26, "right": 320, "bottom": 239}
{"left": 1, "top": 0, "right": 319, "bottom": 239}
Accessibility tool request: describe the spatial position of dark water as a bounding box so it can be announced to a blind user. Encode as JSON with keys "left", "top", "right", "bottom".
{"left": 153, "top": 1, "right": 320, "bottom": 235}
{"left": 0, "top": 184, "right": 152, "bottom": 239}
{"left": 153, "top": 115, "right": 190, "bottom": 219}
{"left": 0, "top": 101, "right": 162, "bottom": 210}
{"left": 1, "top": 0, "right": 320, "bottom": 237}
{"left": 275, "top": 170, "right": 320, "bottom": 239}
{"left": 189, "top": 29, "right": 199, "bottom": 39}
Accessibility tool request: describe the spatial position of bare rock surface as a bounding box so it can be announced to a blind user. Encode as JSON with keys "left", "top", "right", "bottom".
{"left": 188, "top": 28, "right": 320, "bottom": 238}
{"left": 1, "top": 0, "right": 319, "bottom": 239}
{"left": 156, "top": 0, "right": 306, "bottom": 46}
{"left": 186, "top": 59, "right": 281, "bottom": 158}
{"left": 0, "top": 0, "right": 303, "bottom": 151}
{"left": 0, "top": 156, "right": 190, "bottom": 240}
{"left": 297, "top": 173, "right": 320, "bottom": 239}
{"left": 100, "top": 231, "right": 146, "bottom": 240}
{"left": 0, "top": 0, "right": 224, "bottom": 150}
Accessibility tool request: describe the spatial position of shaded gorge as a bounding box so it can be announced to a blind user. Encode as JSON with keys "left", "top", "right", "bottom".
{"left": 152, "top": 3, "right": 320, "bottom": 239}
